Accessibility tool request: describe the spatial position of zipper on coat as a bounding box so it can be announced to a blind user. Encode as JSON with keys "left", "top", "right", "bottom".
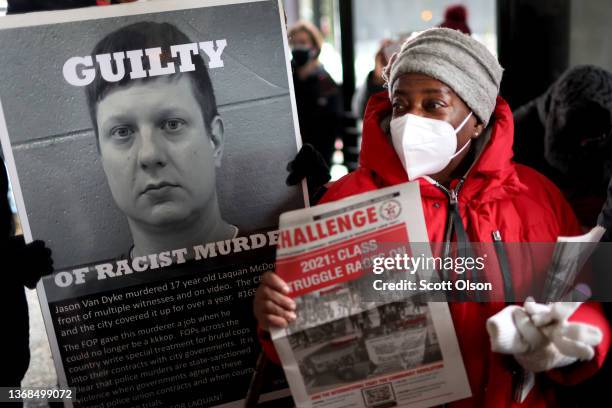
{"left": 432, "top": 178, "right": 468, "bottom": 301}
{"left": 432, "top": 178, "right": 464, "bottom": 260}
{"left": 492, "top": 230, "right": 514, "bottom": 302}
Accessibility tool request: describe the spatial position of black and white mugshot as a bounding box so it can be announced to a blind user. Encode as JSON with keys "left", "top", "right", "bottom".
{"left": 84, "top": 22, "right": 237, "bottom": 258}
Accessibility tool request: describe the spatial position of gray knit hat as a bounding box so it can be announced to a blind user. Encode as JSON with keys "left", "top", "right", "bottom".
{"left": 386, "top": 28, "right": 503, "bottom": 126}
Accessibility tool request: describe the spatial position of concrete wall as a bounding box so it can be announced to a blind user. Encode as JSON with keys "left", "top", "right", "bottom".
{"left": 0, "top": 1, "right": 304, "bottom": 270}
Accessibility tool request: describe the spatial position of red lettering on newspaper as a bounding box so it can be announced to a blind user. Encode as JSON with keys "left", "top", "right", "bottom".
{"left": 278, "top": 206, "right": 379, "bottom": 249}
{"left": 276, "top": 224, "right": 408, "bottom": 297}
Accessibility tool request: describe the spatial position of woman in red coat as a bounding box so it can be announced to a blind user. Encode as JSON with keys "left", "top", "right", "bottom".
{"left": 255, "top": 28, "right": 610, "bottom": 407}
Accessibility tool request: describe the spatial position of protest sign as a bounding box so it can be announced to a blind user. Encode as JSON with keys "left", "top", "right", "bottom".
{"left": 0, "top": 0, "right": 303, "bottom": 406}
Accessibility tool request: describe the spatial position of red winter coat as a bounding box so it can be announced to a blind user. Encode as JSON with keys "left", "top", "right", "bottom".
{"left": 261, "top": 92, "right": 610, "bottom": 407}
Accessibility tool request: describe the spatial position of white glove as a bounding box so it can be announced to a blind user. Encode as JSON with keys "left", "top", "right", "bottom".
{"left": 486, "top": 299, "right": 603, "bottom": 372}
{"left": 512, "top": 305, "right": 577, "bottom": 372}
{"left": 487, "top": 305, "right": 530, "bottom": 354}
{"left": 486, "top": 302, "right": 552, "bottom": 354}
{"left": 523, "top": 299, "right": 603, "bottom": 361}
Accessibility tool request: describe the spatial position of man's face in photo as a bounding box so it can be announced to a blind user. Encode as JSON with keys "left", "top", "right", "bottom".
{"left": 95, "top": 76, "right": 223, "bottom": 230}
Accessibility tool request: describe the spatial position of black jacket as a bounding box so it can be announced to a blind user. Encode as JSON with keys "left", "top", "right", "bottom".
{"left": 514, "top": 65, "right": 612, "bottom": 225}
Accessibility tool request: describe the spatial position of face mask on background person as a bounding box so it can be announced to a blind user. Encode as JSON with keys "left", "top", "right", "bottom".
{"left": 291, "top": 47, "right": 313, "bottom": 68}
{"left": 390, "top": 112, "right": 473, "bottom": 180}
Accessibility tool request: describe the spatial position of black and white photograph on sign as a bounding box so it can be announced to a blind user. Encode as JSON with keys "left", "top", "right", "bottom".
{"left": 0, "top": 0, "right": 304, "bottom": 406}
{"left": 288, "top": 301, "right": 442, "bottom": 395}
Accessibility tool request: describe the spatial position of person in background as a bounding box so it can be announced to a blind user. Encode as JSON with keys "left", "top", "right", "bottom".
{"left": 439, "top": 4, "right": 472, "bottom": 35}
{"left": 351, "top": 39, "right": 394, "bottom": 119}
{"left": 289, "top": 20, "right": 341, "bottom": 169}
{"left": 352, "top": 4, "right": 472, "bottom": 120}
{"left": 513, "top": 65, "right": 612, "bottom": 227}
{"left": 0, "top": 158, "right": 53, "bottom": 405}
{"left": 255, "top": 28, "right": 611, "bottom": 407}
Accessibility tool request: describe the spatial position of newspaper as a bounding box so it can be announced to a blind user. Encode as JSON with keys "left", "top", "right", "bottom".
{"left": 542, "top": 225, "right": 606, "bottom": 302}
{"left": 271, "top": 182, "right": 471, "bottom": 408}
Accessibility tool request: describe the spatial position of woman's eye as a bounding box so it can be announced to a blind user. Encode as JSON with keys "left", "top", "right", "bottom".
{"left": 110, "top": 126, "right": 134, "bottom": 140}
{"left": 424, "top": 100, "right": 446, "bottom": 110}
{"left": 162, "top": 119, "right": 186, "bottom": 133}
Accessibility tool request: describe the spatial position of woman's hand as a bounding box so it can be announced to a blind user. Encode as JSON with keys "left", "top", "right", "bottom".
{"left": 254, "top": 271, "right": 297, "bottom": 330}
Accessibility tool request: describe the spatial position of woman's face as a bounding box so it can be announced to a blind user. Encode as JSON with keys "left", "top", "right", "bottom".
{"left": 290, "top": 30, "right": 315, "bottom": 50}
{"left": 391, "top": 73, "right": 485, "bottom": 182}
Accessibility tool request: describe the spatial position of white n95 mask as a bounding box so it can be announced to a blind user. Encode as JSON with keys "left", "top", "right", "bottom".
{"left": 390, "top": 112, "right": 473, "bottom": 180}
